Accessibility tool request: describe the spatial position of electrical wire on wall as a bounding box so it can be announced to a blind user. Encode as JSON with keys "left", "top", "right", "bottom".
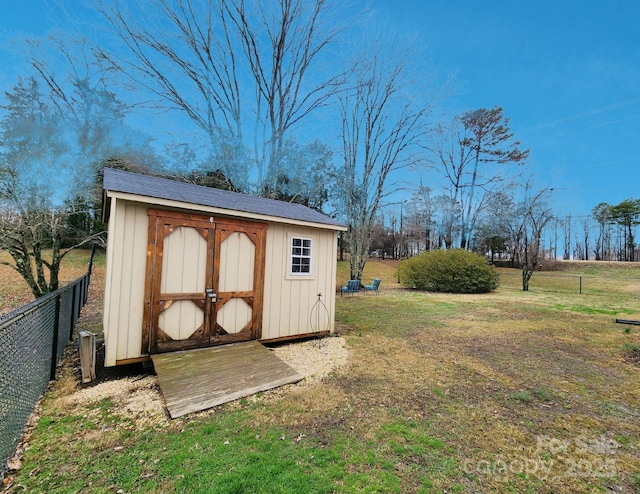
{"left": 309, "top": 292, "right": 330, "bottom": 349}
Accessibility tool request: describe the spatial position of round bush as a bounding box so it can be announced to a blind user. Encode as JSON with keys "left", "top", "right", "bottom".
{"left": 398, "top": 249, "right": 499, "bottom": 293}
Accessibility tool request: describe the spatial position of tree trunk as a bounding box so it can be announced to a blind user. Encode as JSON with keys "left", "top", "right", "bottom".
{"left": 522, "top": 267, "right": 530, "bottom": 291}
{"left": 348, "top": 222, "right": 373, "bottom": 282}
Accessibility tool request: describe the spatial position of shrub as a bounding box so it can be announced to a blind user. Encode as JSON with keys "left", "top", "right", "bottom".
{"left": 398, "top": 249, "right": 499, "bottom": 293}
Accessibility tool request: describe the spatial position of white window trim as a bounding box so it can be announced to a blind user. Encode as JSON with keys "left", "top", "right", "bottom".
{"left": 286, "top": 233, "right": 316, "bottom": 279}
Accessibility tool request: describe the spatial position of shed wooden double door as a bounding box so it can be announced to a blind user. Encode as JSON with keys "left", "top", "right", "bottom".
{"left": 143, "top": 210, "right": 267, "bottom": 354}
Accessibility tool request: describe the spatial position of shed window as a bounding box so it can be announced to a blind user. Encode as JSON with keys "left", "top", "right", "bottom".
{"left": 290, "top": 237, "right": 312, "bottom": 275}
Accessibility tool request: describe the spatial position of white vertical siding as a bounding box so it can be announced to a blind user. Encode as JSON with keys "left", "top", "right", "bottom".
{"left": 103, "top": 198, "right": 340, "bottom": 366}
{"left": 262, "top": 224, "right": 338, "bottom": 340}
{"left": 217, "top": 298, "right": 252, "bottom": 333}
{"left": 159, "top": 226, "right": 207, "bottom": 340}
{"left": 103, "top": 200, "right": 149, "bottom": 366}
{"left": 162, "top": 226, "right": 207, "bottom": 293}
{"left": 219, "top": 232, "right": 255, "bottom": 292}
{"left": 217, "top": 231, "right": 255, "bottom": 333}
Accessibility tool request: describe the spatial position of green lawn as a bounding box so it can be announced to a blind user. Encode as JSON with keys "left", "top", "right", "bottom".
{"left": 5, "top": 259, "right": 640, "bottom": 493}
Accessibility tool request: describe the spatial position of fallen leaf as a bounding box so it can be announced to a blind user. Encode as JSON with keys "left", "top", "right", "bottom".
{"left": 6, "top": 458, "right": 21, "bottom": 472}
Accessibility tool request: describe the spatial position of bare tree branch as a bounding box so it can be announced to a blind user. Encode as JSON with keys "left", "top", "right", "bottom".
{"left": 424, "top": 107, "right": 529, "bottom": 250}
{"left": 338, "top": 37, "right": 432, "bottom": 281}
{"left": 93, "top": 0, "right": 346, "bottom": 194}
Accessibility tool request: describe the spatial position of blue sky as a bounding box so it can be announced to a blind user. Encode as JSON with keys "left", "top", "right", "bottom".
{"left": 374, "top": 0, "right": 640, "bottom": 217}
{"left": 0, "top": 0, "right": 638, "bottom": 218}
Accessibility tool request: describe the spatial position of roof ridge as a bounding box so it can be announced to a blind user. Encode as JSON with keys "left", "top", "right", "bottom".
{"left": 103, "top": 167, "right": 345, "bottom": 229}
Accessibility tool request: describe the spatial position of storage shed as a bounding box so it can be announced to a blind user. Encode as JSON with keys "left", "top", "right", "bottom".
{"left": 101, "top": 168, "right": 346, "bottom": 367}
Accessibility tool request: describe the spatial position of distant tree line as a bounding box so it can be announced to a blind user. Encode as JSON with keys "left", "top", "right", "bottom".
{"left": 1, "top": 0, "right": 636, "bottom": 300}
{"left": 591, "top": 199, "right": 640, "bottom": 262}
{"left": 370, "top": 196, "right": 640, "bottom": 266}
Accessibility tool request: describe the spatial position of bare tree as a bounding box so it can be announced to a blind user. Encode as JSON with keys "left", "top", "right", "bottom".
{"left": 562, "top": 215, "right": 572, "bottom": 260}
{"left": 94, "top": 0, "right": 345, "bottom": 194}
{"left": 338, "top": 37, "right": 432, "bottom": 281}
{"left": 433, "top": 194, "right": 461, "bottom": 249}
{"left": 579, "top": 217, "right": 591, "bottom": 261}
{"left": 475, "top": 190, "right": 517, "bottom": 263}
{"left": 519, "top": 183, "right": 554, "bottom": 291}
{"left": 0, "top": 79, "right": 65, "bottom": 298}
{"left": 405, "top": 185, "right": 435, "bottom": 253}
{"left": 0, "top": 204, "right": 102, "bottom": 298}
{"left": 592, "top": 202, "right": 611, "bottom": 260}
{"left": 0, "top": 77, "right": 109, "bottom": 298}
{"left": 426, "top": 107, "right": 528, "bottom": 249}
{"left": 261, "top": 138, "right": 335, "bottom": 211}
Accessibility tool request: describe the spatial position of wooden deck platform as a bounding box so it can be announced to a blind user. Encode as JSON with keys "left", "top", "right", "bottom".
{"left": 151, "top": 341, "right": 303, "bottom": 418}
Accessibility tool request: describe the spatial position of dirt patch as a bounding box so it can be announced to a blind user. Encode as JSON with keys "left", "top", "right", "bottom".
{"left": 624, "top": 345, "right": 640, "bottom": 365}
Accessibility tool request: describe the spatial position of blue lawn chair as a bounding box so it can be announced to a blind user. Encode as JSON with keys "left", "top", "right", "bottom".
{"left": 363, "top": 278, "right": 381, "bottom": 294}
{"left": 341, "top": 280, "right": 360, "bottom": 296}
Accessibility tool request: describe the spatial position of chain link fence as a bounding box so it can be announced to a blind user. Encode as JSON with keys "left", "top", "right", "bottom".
{"left": 0, "top": 265, "right": 92, "bottom": 477}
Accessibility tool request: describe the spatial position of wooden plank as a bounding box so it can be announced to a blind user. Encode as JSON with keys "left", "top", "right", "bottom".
{"left": 141, "top": 212, "right": 159, "bottom": 355}
{"left": 78, "top": 331, "right": 97, "bottom": 383}
{"left": 260, "top": 330, "right": 329, "bottom": 344}
{"left": 151, "top": 341, "right": 302, "bottom": 418}
{"left": 115, "top": 356, "right": 150, "bottom": 366}
{"left": 253, "top": 228, "right": 266, "bottom": 339}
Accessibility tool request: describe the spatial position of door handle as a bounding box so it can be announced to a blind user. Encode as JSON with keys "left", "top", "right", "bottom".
{"left": 206, "top": 289, "right": 217, "bottom": 302}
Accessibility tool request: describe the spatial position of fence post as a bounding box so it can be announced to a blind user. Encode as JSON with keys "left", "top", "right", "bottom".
{"left": 80, "top": 277, "right": 85, "bottom": 314}
{"left": 83, "top": 273, "right": 89, "bottom": 305}
{"left": 70, "top": 284, "right": 77, "bottom": 341}
{"left": 70, "top": 283, "right": 78, "bottom": 331}
{"left": 50, "top": 294, "right": 61, "bottom": 381}
{"left": 88, "top": 243, "right": 96, "bottom": 276}
{"left": 579, "top": 276, "right": 582, "bottom": 294}
{"left": 78, "top": 278, "right": 84, "bottom": 315}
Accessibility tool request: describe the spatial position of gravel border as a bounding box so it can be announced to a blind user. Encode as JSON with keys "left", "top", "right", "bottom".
{"left": 64, "top": 335, "right": 349, "bottom": 424}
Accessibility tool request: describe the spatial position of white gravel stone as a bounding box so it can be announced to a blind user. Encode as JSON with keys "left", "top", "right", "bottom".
{"left": 270, "top": 335, "right": 349, "bottom": 384}
{"left": 64, "top": 335, "right": 349, "bottom": 422}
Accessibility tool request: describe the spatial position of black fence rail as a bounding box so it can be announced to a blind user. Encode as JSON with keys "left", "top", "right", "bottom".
{"left": 0, "top": 263, "right": 93, "bottom": 477}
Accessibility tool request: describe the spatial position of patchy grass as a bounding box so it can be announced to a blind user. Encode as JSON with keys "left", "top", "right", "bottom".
{"left": 498, "top": 262, "right": 640, "bottom": 297}
{"left": 4, "top": 259, "right": 640, "bottom": 493}
{"left": 552, "top": 304, "right": 637, "bottom": 316}
{"left": 510, "top": 391, "right": 532, "bottom": 403}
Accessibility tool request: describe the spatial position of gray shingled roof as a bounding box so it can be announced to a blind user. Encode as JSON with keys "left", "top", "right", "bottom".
{"left": 103, "top": 167, "right": 345, "bottom": 228}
